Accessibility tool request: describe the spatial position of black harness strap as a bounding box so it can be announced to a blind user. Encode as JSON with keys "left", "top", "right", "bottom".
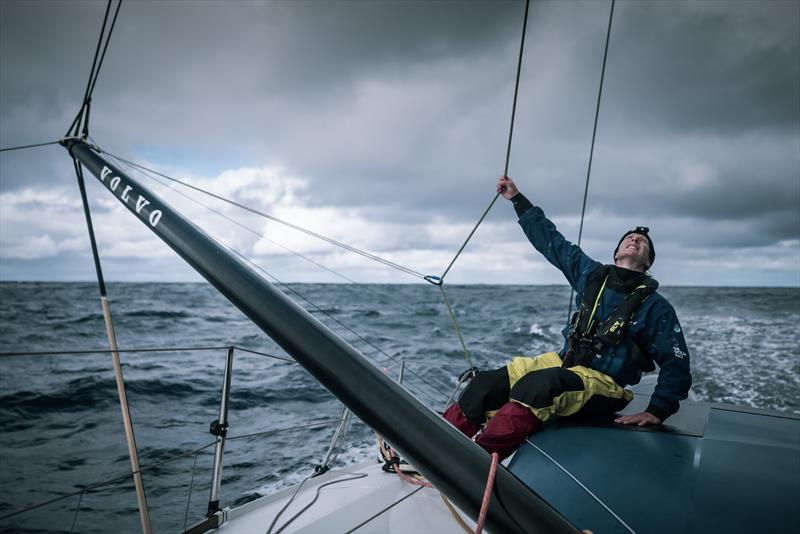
{"left": 564, "top": 266, "right": 658, "bottom": 370}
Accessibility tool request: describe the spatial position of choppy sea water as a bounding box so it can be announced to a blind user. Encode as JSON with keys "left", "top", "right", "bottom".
{"left": 0, "top": 282, "right": 798, "bottom": 532}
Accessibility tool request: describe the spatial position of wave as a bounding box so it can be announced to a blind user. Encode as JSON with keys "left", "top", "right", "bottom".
{"left": 0, "top": 377, "right": 118, "bottom": 416}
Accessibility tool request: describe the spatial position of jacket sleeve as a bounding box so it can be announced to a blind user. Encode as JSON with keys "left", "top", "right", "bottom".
{"left": 645, "top": 304, "right": 692, "bottom": 421}
{"left": 515, "top": 196, "right": 602, "bottom": 290}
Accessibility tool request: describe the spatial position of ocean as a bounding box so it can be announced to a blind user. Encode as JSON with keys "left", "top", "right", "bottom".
{"left": 1, "top": 282, "right": 798, "bottom": 532}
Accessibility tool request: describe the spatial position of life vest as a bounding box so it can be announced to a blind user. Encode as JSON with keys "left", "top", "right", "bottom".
{"left": 563, "top": 265, "right": 658, "bottom": 372}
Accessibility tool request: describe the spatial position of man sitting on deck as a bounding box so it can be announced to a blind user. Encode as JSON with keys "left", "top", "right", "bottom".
{"left": 442, "top": 176, "right": 692, "bottom": 460}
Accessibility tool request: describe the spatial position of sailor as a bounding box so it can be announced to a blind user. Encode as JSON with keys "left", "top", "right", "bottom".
{"left": 442, "top": 176, "right": 692, "bottom": 460}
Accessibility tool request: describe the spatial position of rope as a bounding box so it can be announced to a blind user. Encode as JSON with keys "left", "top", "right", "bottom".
{"left": 439, "top": 0, "right": 531, "bottom": 282}
{"left": 391, "top": 461, "right": 433, "bottom": 488}
{"left": 99, "top": 149, "right": 428, "bottom": 280}
{"left": 566, "top": 0, "right": 615, "bottom": 323}
{"left": 474, "top": 452, "right": 499, "bottom": 534}
{"left": 268, "top": 472, "right": 369, "bottom": 534}
{"left": 440, "top": 495, "right": 474, "bottom": 533}
{"left": 265, "top": 474, "right": 311, "bottom": 534}
{"left": 0, "top": 141, "right": 60, "bottom": 153}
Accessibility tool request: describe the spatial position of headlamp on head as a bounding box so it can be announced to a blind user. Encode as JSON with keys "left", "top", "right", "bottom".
{"left": 614, "top": 226, "right": 655, "bottom": 267}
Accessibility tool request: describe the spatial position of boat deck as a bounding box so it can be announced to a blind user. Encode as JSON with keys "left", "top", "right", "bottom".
{"left": 508, "top": 386, "right": 800, "bottom": 533}
{"left": 217, "top": 461, "right": 478, "bottom": 533}
{"left": 212, "top": 379, "right": 799, "bottom": 534}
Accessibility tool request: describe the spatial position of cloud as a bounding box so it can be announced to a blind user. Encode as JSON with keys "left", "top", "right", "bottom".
{"left": 0, "top": 0, "right": 798, "bottom": 286}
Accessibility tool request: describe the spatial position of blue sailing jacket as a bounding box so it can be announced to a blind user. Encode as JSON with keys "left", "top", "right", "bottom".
{"left": 516, "top": 202, "right": 692, "bottom": 421}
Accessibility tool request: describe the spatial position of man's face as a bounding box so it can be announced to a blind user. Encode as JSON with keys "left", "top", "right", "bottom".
{"left": 616, "top": 232, "right": 651, "bottom": 269}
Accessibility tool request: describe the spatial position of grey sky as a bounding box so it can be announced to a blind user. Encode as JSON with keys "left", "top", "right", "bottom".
{"left": 1, "top": 0, "right": 798, "bottom": 286}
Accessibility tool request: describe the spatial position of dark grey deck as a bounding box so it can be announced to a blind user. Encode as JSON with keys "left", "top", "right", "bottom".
{"left": 508, "top": 395, "right": 800, "bottom": 533}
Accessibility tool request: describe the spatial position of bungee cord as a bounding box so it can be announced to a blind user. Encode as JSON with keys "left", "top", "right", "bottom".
{"left": 567, "top": 0, "right": 615, "bottom": 323}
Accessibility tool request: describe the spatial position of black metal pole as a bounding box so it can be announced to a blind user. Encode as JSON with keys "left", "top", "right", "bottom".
{"left": 64, "top": 139, "right": 578, "bottom": 534}
{"left": 207, "top": 346, "right": 234, "bottom": 516}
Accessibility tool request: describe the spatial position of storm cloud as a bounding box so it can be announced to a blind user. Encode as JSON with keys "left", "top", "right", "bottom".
{"left": 1, "top": 0, "right": 798, "bottom": 286}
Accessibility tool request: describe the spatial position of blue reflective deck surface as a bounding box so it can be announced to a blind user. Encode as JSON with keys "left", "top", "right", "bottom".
{"left": 508, "top": 397, "right": 800, "bottom": 533}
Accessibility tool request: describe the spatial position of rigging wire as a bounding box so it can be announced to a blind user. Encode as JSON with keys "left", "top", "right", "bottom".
{"left": 69, "top": 490, "right": 84, "bottom": 534}
{"left": 100, "top": 145, "right": 486, "bottom": 381}
{"left": 109, "top": 157, "right": 448, "bottom": 399}
{"left": 526, "top": 438, "right": 636, "bottom": 534}
{"left": 183, "top": 452, "right": 201, "bottom": 532}
{"left": 0, "top": 345, "right": 291, "bottom": 362}
{"left": 64, "top": 0, "right": 539, "bottom": 410}
{"left": 67, "top": 0, "right": 114, "bottom": 137}
{"left": 102, "top": 151, "right": 365, "bottom": 286}
{"left": 86, "top": 1, "right": 124, "bottom": 106}
{"left": 112, "top": 150, "right": 484, "bottom": 376}
{"left": 438, "top": 0, "right": 531, "bottom": 283}
{"left": 0, "top": 420, "right": 339, "bottom": 522}
{"left": 110, "top": 152, "right": 465, "bottom": 403}
{"left": 99, "top": 149, "right": 429, "bottom": 281}
{"left": 66, "top": 0, "right": 124, "bottom": 138}
{"left": 0, "top": 141, "right": 60, "bottom": 153}
{"left": 222, "top": 237, "right": 449, "bottom": 403}
{"left": 0, "top": 440, "right": 218, "bottom": 521}
{"left": 438, "top": 284, "right": 473, "bottom": 369}
{"left": 344, "top": 486, "right": 425, "bottom": 534}
{"left": 319, "top": 406, "right": 354, "bottom": 473}
{"left": 566, "top": 0, "right": 615, "bottom": 323}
